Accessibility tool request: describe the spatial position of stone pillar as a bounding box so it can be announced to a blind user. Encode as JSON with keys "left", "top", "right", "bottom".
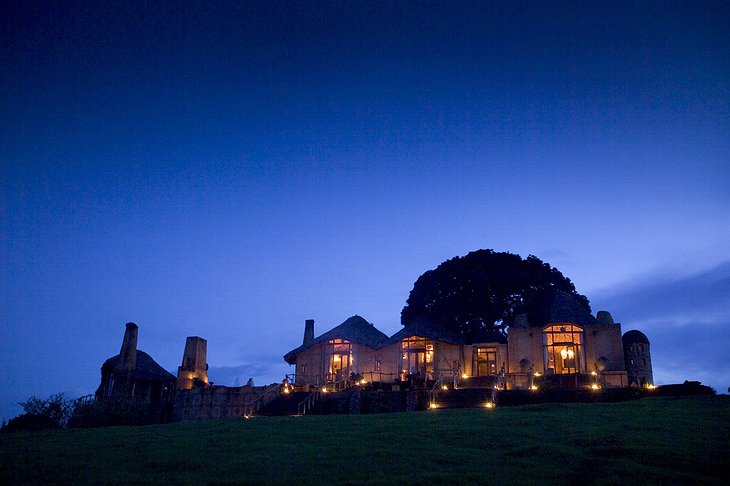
{"left": 177, "top": 336, "right": 208, "bottom": 390}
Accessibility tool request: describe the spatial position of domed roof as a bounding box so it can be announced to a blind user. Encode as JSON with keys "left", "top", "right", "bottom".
{"left": 546, "top": 291, "right": 596, "bottom": 326}
{"left": 622, "top": 329, "right": 649, "bottom": 345}
{"left": 596, "top": 311, "right": 615, "bottom": 325}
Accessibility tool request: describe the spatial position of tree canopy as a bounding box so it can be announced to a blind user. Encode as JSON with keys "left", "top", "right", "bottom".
{"left": 400, "top": 249, "right": 590, "bottom": 339}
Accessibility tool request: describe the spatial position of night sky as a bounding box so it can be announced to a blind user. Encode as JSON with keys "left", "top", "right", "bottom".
{"left": 2, "top": 1, "right": 729, "bottom": 420}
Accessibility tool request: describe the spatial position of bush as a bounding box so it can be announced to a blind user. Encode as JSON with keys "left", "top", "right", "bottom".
{"left": 1, "top": 393, "right": 73, "bottom": 433}
{"left": 68, "top": 397, "right": 156, "bottom": 428}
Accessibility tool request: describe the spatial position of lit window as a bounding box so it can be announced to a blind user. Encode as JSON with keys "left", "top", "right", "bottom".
{"left": 401, "top": 336, "right": 435, "bottom": 375}
{"left": 326, "top": 339, "right": 352, "bottom": 381}
{"left": 542, "top": 324, "right": 584, "bottom": 374}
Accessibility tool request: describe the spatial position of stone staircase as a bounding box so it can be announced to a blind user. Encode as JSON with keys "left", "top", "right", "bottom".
{"left": 255, "top": 391, "right": 309, "bottom": 416}
{"left": 459, "top": 376, "right": 499, "bottom": 389}
{"left": 431, "top": 388, "right": 497, "bottom": 409}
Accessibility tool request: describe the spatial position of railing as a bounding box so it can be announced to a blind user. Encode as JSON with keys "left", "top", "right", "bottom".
{"left": 295, "top": 374, "right": 369, "bottom": 415}
{"left": 428, "top": 377, "right": 448, "bottom": 406}
{"left": 359, "top": 371, "right": 398, "bottom": 384}
{"left": 76, "top": 394, "right": 96, "bottom": 405}
{"left": 242, "top": 384, "right": 283, "bottom": 417}
{"left": 297, "top": 390, "right": 320, "bottom": 416}
{"left": 328, "top": 376, "right": 353, "bottom": 392}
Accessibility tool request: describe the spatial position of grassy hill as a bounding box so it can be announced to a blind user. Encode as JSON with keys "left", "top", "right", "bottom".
{"left": 1, "top": 396, "right": 728, "bottom": 485}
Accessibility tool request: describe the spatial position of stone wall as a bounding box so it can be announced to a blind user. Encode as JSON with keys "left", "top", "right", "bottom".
{"left": 585, "top": 323, "right": 625, "bottom": 372}
{"left": 507, "top": 327, "right": 543, "bottom": 374}
{"left": 172, "top": 383, "right": 279, "bottom": 420}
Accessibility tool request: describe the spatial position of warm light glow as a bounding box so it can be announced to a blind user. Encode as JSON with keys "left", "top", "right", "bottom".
{"left": 462, "top": 374, "right": 469, "bottom": 379}
{"left": 360, "top": 379, "right": 367, "bottom": 385}
{"left": 530, "top": 385, "right": 538, "bottom": 391}
{"left": 441, "top": 385, "right": 448, "bottom": 391}
{"left": 429, "top": 402, "right": 438, "bottom": 409}
{"left": 590, "top": 383, "right": 600, "bottom": 390}
{"left": 283, "top": 387, "right": 290, "bottom": 394}
{"left": 560, "top": 348, "right": 567, "bottom": 359}
{"left": 591, "top": 371, "right": 597, "bottom": 376}
{"left": 567, "top": 349, "right": 574, "bottom": 359}
{"left": 645, "top": 384, "right": 656, "bottom": 390}
{"left": 484, "top": 402, "right": 495, "bottom": 408}
{"left": 533, "top": 372, "right": 541, "bottom": 377}
{"left": 321, "top": 387, "right": 328, "bottom": 393}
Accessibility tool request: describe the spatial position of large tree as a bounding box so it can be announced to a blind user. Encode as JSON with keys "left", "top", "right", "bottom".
{"left": 401, "top": 249, "right": 590, "bottom": 338}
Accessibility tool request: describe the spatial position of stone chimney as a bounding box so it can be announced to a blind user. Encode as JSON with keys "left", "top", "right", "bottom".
{"left": 117, "top": 322, "right": 138, "bottom": 371}
{"left": 177, "top": 336, "right": 208, "bottom": 390}
{"left": 303, "top": 319, "right": 314, "bottom": 345}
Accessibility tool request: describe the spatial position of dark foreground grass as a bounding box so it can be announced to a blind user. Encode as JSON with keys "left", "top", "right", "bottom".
{"left": 1, "top": 396, "right": 728, "bottom": 485}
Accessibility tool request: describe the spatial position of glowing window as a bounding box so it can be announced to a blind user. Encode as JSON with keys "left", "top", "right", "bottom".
{"left": 326, "top": 339, "right": 353, "bottom": 381}
{"left": 401, "top": 336, "right": 434, "bottom": 375}
{"left": 542, "top": 325, "right": 585, "bottom": 374}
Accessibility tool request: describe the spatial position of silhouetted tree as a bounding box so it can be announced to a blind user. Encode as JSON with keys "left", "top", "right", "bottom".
{"left": 401, "top": 249, "right": 590, "bottom": 338}
{"left": 1, "top": 393, "right": 73, "bottom": 433}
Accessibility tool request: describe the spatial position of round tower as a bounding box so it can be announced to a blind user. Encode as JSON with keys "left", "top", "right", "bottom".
{"left": 622, "top": 330, "right": 653, "bottom": 386}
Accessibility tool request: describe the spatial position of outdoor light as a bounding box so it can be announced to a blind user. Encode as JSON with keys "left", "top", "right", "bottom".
{"left": 591, "top": 371, "right": 597, "bottom": 376}
{"left": 591, "top": 383, "right": 600, "bottom": 390}
{"left": 530, "top": 385, "right": 538, "bottom": 391}
{"left": 484, "top": 402, "right": 494, "bottom": 408}
{"left": 441, "top": 385, "right": 448, "bottom": 391}
{"left": 646, "top": 384, "right": 656, "bottom": 390}
{"left": 462, "top": 373, "right": 468, "bottom": 379}
{"left": 429, "top": 402, "right": 438, "bottom": 409}
{"left": 534, "top": 372, "right": 541, "bottom": 377}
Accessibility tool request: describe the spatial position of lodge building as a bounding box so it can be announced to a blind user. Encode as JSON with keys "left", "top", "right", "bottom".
{"left": 284, "top": 293, "right": 654, "bottom": 391}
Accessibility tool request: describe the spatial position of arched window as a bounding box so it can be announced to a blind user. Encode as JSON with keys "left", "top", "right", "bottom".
{"left": 542, "top": 325, "right": 585, "bottom": 374}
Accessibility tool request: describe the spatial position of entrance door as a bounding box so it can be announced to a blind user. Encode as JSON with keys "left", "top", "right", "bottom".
{"left": 329, "top": 353, "right": 351, "bottom": 380}
{"left": 476, "top": 348, "right": 497, "bottom": 376}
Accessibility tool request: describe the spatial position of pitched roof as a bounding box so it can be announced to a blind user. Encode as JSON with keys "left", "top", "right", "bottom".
{"left": 381, "top": 317, "right": 464, "bottom": 347}
{"left": 546, "top": 291, "right": 597, "bottom": 327}
{"left": 284, "top": 315, "right": 388, "bottom": 364}
{"left": 102, "top": 350, "right": 176, "bottom": 382}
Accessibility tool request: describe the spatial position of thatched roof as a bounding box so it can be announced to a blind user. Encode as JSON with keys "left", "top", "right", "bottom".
{"left": 102, "top": 350, "right": 176, "bottom": 382}
{"left": 284, "top": 315, "right": 388, "bottom": 364}
{"left": 546, "top": 291, "right": 597, "bottom": 327}
{"left": 381, "top": 317, "right": 464, "bottom": 347}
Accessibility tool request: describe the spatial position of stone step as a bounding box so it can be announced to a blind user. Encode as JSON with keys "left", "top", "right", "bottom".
{"left": 459, "top": 376, "right": 499, "bottom": 389}
{"left": 432, "top": 389, "right": 497, "bottom": 409}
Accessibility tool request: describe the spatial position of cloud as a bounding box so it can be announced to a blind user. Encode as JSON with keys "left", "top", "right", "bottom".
{"left": 591, "top": 260, "right": 730, "bottom": 325}
{"left": 590, "top": 261, "right": 730, "bottom": 393}
{"left": 208, "top": 355, "right": 290, "bottom": 387}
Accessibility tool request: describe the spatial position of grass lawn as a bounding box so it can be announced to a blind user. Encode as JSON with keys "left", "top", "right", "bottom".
{"left": 1, "top": 396, "right": 728, "bottom": 485}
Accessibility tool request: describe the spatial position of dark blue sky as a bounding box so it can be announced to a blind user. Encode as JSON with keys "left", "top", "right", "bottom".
{"left": 1, "top": 1, "right": 729, "bottom": 420}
